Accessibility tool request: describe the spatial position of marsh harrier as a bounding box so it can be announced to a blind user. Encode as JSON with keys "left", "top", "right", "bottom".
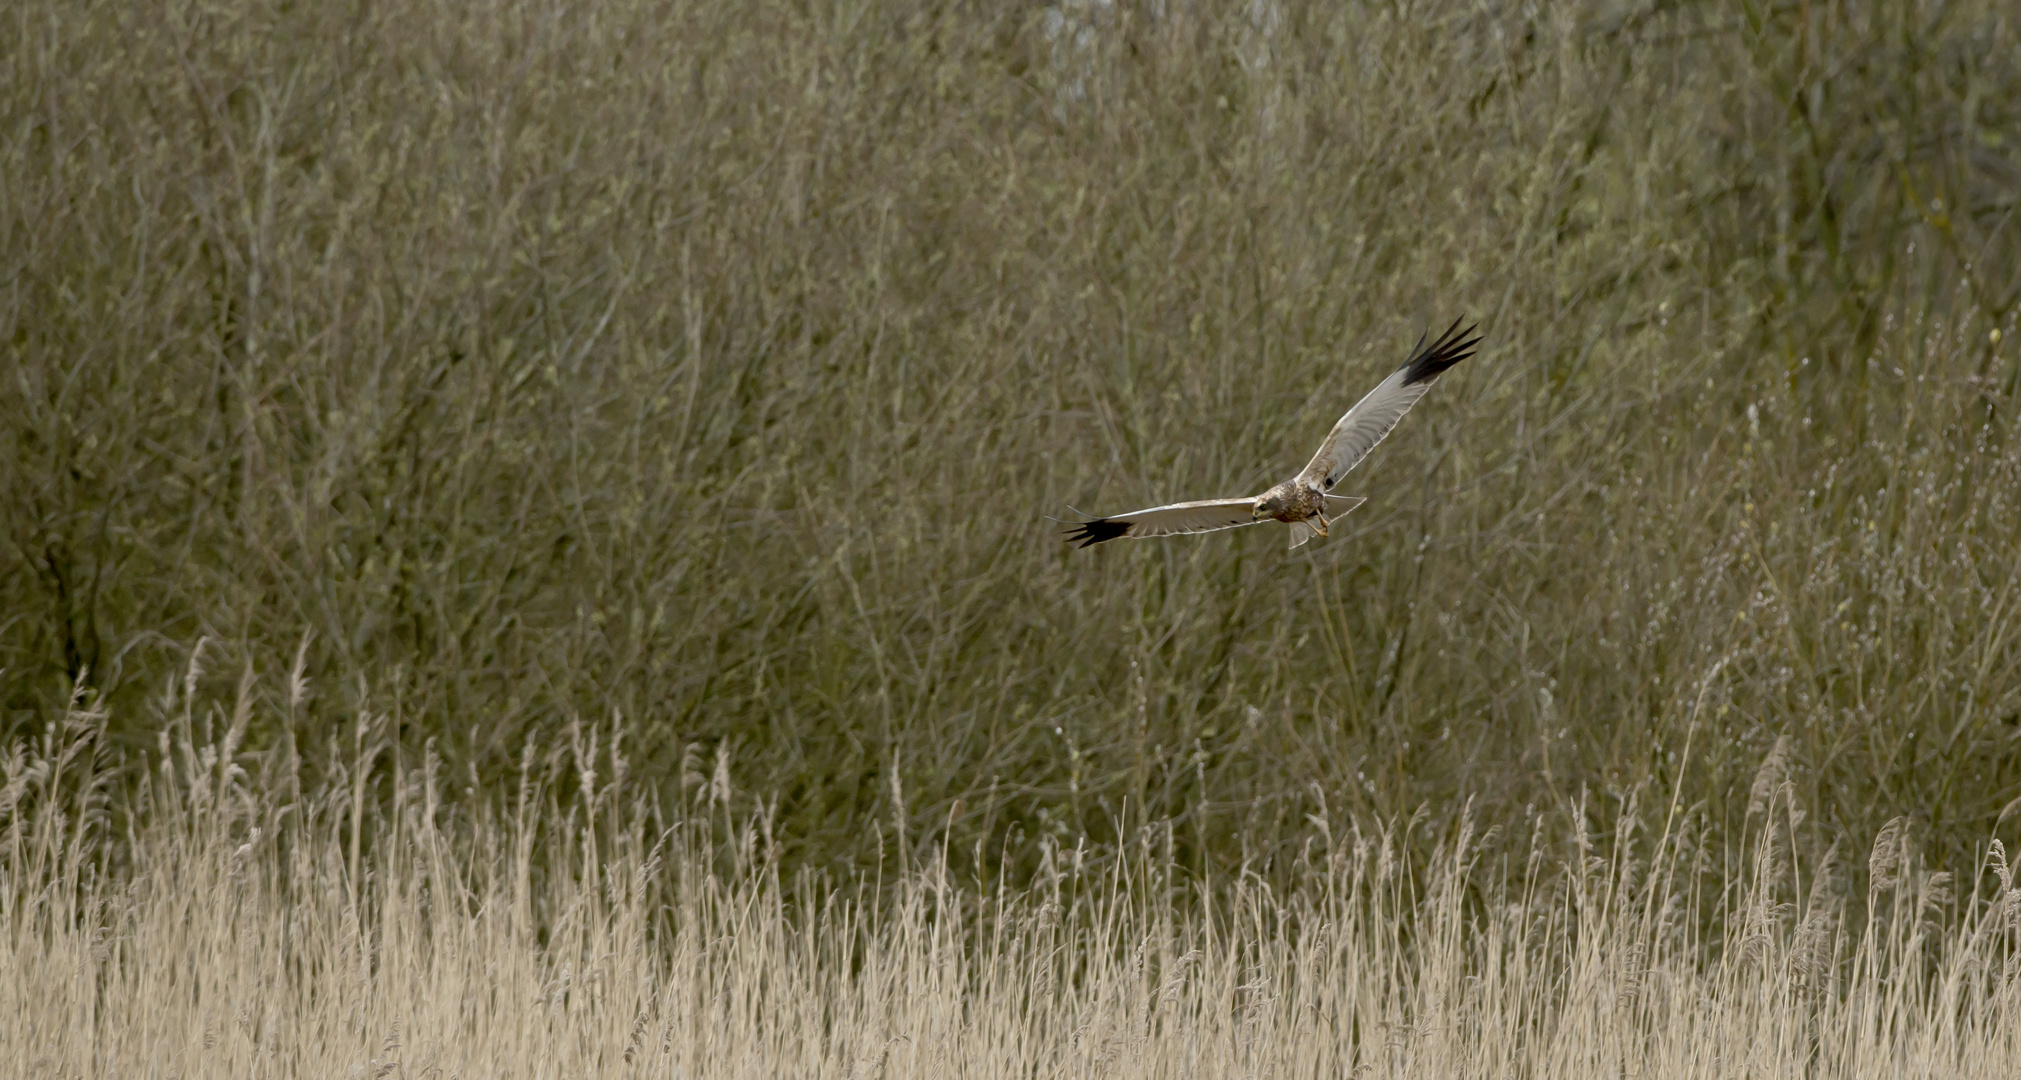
{"left": 1066, "top": 319, "right": 1480, "bottom": 550}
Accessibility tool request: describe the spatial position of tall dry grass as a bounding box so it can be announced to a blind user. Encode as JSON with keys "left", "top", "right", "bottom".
{"left": 5, "top": 673, "right": 2019, "bottom": 1077}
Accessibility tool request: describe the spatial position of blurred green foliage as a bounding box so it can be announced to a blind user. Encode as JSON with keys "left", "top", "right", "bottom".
{"left": 4, "top": 0, "right": 2018, "bottom": 876}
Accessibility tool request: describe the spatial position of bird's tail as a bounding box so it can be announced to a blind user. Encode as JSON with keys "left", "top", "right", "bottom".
{"left": 1289, "top": 496, "right": 1367, "bottom": 550}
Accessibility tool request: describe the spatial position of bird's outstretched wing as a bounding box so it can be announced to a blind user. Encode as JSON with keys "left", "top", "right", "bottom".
{"left": 1296, "top": 318, "right": 1480, "bottom": 491}
{"left": 1063, "top": 497, "right": 1260, "bottom": 547}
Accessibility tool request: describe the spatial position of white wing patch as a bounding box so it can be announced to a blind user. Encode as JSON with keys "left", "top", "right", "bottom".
{"left": 1296, "top": 320, "right": 1479, "bottom": 491}
{"left": 1064, "top": 497, "right": 1260, "bottom": 547}
{"left": 1296, "top": 369, "right": 1433, "bottom": 491}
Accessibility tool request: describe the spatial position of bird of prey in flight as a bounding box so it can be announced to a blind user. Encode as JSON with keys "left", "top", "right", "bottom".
{"left": 1065, "top": 318, "right": 1480, "bottom": 550}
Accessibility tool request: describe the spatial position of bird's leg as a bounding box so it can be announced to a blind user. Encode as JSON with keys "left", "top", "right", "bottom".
{"left": 1311, "top": 513, "right": 1330, "bottom": 537}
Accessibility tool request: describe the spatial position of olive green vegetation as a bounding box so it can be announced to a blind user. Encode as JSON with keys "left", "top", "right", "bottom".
{"left": 4, "top": 0, "right": 2018, "bottom": 878}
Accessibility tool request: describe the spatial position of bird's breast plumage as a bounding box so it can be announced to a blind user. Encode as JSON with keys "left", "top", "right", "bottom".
{"left": 1256, "top": 480, "right": 1327, "bottom": 523}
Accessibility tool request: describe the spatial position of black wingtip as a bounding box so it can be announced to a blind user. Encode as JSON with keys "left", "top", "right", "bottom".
{"left": 1399, "top": 316, "right": 1482, "bottom": 387}
{"left": 1063, "top": 518, "right": 1131, "bottom": 548}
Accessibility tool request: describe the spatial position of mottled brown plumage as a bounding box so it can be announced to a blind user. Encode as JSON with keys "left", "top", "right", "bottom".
{"left": 1252, "top": 480, "right": 1330, "bottom": 531}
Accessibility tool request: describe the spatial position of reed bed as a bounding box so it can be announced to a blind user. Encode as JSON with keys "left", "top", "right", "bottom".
{"left": 5, "top": 678, "right": 2017, "bottom": 1078}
